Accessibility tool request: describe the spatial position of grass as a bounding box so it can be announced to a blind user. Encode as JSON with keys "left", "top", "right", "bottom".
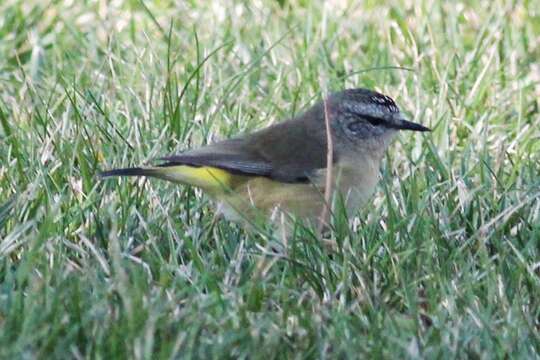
{"left": 1, "top": 0, "right": 539, "bottom": 358}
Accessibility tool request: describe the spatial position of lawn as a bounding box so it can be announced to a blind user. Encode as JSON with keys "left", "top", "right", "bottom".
{"left": 1, "top": 0, "right": 539, "bottom": 358}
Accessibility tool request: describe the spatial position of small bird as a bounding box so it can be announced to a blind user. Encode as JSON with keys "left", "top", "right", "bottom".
{"left": 101, "top": 88, "right": 429, "bottom": 228}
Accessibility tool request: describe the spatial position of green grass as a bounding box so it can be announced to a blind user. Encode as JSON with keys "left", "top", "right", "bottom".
{"left": 1, "top": 0, "right": 539, "bottom": 358}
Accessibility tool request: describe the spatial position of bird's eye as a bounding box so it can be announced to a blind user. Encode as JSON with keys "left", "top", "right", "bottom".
{"left": 362, "top": 115, "right": 384, "bottom": 127}
{"left": 347, "top": 115, "right": 385, "bottom": 133}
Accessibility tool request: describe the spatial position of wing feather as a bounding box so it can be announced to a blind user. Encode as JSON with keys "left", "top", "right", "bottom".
{"left": 158, "top": 104, "right": 332, "bottom": 183}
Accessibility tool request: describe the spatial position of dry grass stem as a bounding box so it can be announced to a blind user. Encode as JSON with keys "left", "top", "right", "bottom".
{"left": 319, "top": 96, "right": 334, "bottom": 233}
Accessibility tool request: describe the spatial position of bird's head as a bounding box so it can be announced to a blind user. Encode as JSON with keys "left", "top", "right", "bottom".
{"left": 327, "top": 88, "right": 430, "bottom": 155}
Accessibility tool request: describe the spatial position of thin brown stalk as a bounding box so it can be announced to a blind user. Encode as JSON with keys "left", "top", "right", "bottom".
{"left": 319, "top": 97, "right": 334, "bottom": 232}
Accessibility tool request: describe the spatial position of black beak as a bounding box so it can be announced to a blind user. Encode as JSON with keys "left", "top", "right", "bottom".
{"left": 393, "top": 117, "right": 431, "bottom": 132}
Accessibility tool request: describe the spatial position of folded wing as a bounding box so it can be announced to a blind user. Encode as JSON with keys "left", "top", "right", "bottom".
{"left": 159, "top": 112, "right": 330, "bottom": 183}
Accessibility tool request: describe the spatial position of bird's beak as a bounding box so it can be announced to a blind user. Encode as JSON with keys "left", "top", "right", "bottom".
{"left": 393, "top": 116, "right": 431, "bottom": 132}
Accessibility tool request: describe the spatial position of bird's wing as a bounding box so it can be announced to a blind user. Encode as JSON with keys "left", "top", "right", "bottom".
{"left": 159, "top": 114, "right": 331, "bottom": 183}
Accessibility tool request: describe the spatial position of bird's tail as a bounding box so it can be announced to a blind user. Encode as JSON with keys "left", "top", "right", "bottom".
{"left": 99, "top": 167, "right": 160, "bottom": 179}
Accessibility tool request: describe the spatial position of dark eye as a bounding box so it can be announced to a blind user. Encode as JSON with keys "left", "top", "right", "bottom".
{"left": 347, "top": 115, "right": 385, "bottom": 133}
{"left": 362, "top": 115, "right": 384, "bottom": 126}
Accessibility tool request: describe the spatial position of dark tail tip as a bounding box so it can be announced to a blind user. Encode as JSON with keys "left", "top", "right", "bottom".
{"left": 99, "top": 167, "right": 155, "bottom": 179}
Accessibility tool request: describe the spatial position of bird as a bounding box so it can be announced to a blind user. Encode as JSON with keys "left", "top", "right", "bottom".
{"left": 100, "top": 88, "right": 430, "bottom": 229}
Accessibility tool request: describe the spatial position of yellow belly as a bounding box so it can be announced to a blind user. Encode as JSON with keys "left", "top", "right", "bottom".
{"left": 219, "top": 178, "right": 324, "bottom": 223}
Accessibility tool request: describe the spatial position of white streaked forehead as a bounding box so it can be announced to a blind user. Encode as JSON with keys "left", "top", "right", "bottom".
{"left": 369, "top": 93, "right": 399, "bottom": 113}
{"left": 341, "top": 96, "right": 401, "bottom": 117}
